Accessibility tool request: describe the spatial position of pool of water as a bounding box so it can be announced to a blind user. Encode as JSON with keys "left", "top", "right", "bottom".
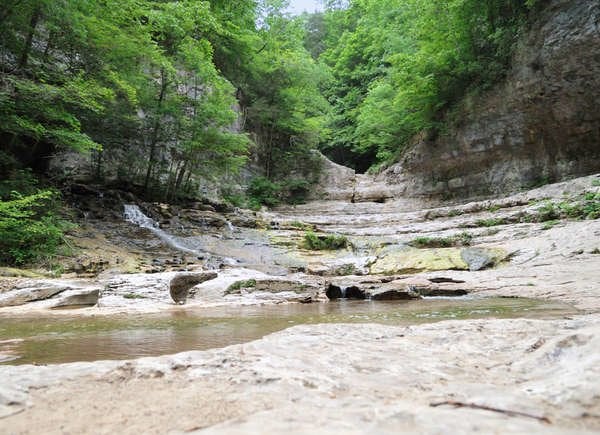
{"left": 0, "top": 297, "right": 576, "bottom": 365}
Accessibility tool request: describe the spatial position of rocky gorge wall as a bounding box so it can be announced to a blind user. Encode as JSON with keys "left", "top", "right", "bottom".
{"left": 375, "top": 0, "right": 600, "bottom": 200}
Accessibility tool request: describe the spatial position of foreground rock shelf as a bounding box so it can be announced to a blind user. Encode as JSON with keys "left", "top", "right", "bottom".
{"left": 0, "top": 173, "right": 598, "bottom": 434}
{"left": 1, "top": 316, "right": 598, "bottom": 433}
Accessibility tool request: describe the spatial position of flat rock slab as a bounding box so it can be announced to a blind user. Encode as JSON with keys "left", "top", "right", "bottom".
{"left": 370, "top": 247, "right": 507, "bottom": 275}
{"left": 226, "top": 276, "right": 325, "bottom": 303}
{"left": 49, "top": 288, "right": 100, "bottom": 308}
{"left": 0, "top": 280, "right": 89, "bottom": 308}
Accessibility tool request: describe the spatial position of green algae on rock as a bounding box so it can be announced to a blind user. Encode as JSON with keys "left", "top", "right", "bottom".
{"left": 370, "top": 247, "right": 508, "bottom": 275}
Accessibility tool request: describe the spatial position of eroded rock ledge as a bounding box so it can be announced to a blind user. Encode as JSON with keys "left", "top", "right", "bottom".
{"left": 313, "top": 0, "right": 600, "bottom": 203}
{"left": 379, "top": 0, "right": 600, "bottom": 199}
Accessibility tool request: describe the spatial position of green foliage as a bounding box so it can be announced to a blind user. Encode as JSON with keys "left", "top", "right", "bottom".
{"left": 247, "top": 176, "right": 282, "bottom": 208}
{"left": 0, "top": 189, "right": 70, "bottom": 265}
{"left": 302, "top": 231, "right": 349, "bottom": 250}
{"left": 123, "top": 293, "right": 148, "bottom": 300}
{"left": 0, "top": 0, "right": 331, "bottom": 202}
{"left": 541, "top": 220, "right": 559, "bottom": 230}
{"left": 315, "top": 0, "right": 537, "bottom": 171}
{"left": 533, "top": 193, "right": 600, "bottom": 221}
{"left": 279, "top": 179, "right": 312, "bottom": 204}
{"left": 447, "top": 209, "right": 465, "bottom": 217}
{"left": 409, "top": 232, "right": 473, "bottom": 248}
{"left": 226, "top": 279, "right": 257, "bottom": 294}
{"left": 288, "top": 220, "right": 314, "bottom": 230}
{"left": 475, "top": 217, "right": 507, "bottom": 227}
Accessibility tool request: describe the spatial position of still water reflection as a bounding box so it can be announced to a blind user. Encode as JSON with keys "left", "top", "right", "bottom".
{"left": 0, "top": 297, "right": 576, "bottom": 365}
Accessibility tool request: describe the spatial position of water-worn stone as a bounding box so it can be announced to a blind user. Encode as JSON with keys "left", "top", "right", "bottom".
{"left": 0, "top": 281, "right": 73, "bottom": 307}
{"left": 169, "top": 272, "right": 218, "bottom": 303}
{"left": 181, "top": 210, "right": 228, "bottom": 228}
{"left": 370, "top": 248, "right": 469, "bottom": 275}
{"left": 4, "top": 317, "right": 599, "bottom": 434}
{"left": 461, "top": 248, "right": 507, "bottom": 271}
{"left": 325, "top": 284, "right": 368, "bottom": 300}
{"left": 224, "top": 276, "right": 324, "bottom": 303}
{"left": 49, "top": 288, "right": 100, "bottom": 308}
{"left": 368, "top": 284, "right": 421, "bottom": 301}
{"left": 325, "top": 280, "right": 421, "bottom": 300}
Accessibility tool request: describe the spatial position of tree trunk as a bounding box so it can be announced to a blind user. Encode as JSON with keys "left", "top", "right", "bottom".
{"left": 143, "top": 68, "right": 168, "bottom": 194}
{"left": 18, "top": 6, "right": 41, "bottom": 70}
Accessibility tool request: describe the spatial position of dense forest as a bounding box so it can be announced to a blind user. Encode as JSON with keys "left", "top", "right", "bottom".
{"left": 1, "top": 0, "right": 540, "bottom": 265}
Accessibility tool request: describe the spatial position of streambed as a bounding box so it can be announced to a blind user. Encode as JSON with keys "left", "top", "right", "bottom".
{"left": 0, "top": 297, "right": 575, "bottom": 365}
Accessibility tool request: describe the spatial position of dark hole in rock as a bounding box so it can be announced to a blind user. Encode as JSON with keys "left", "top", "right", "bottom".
{"left": 326, "top": 284, "right": 343, "bottom": 299}
{"left": 424, "top": 289, "right": 469, "bottom": 297}
{"left": 345, "top": 286, "right": 366, "bottom": 300}
{"left": 370, "top": 290, "right": 419, "bottom": 301}
{"left": 428, "top": 277, "right": 466, "bottom": 284}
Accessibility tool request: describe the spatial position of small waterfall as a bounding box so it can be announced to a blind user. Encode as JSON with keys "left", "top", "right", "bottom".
{"left": 123, "top": 204, "right": 198, "bottom": 255}
{"left": 123, "top": 204, "right": 159, "bottom": 230}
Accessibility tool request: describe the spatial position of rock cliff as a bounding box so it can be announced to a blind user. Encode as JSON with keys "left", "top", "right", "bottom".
{"left": 378, "top": 0, "right": 600, "bottom": 200}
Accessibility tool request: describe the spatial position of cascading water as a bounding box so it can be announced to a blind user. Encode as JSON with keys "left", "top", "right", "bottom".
{"left": 123, "top": 204, "right": 239, "bottom": 267}
{"left": 123, "top": 204, "right": 199, "bottom": 256}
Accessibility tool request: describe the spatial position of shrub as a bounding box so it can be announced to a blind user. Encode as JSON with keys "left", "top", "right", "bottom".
{"left": 474, "top": 218, "right": 506, "bottom": 227}
{"left": 532, "top": 193, "right": 600, "bottom": 222}
{"left": 541, "top": 220, "right": 559, "bottom": 230}
{"left": 246, "top": 177, "right": 281, "bottom": 208}
{"left": 536, "top": 201, "right": 561, "bottom": 222}
{"left": 0, "top": 189, "right": 71, "bottom": 265}
{"left": 226, "top": 279, "right": 257, "bottom": 294}
{"left": 302, "top": 231, "right": 349, "bottom": 250}
{"left": 289, "top": 220, "right": 314, "bottom": 231}
{"left": 280, "top": 179, "right": 311, "bottom": 205}
{"left": 409, "top": 232, "right": 473, "bottom": 248}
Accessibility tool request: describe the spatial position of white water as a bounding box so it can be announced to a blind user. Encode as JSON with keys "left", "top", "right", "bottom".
{"left": 123, "top": 204, "right": 199, "bottom": 255}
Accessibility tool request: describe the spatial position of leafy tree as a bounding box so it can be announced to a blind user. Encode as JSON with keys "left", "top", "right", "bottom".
{"left": 316, "top": 0, "right": 537, "bottom": 172}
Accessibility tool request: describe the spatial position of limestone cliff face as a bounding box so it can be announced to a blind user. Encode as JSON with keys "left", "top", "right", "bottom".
{"left": 380, "top": 0, "right": 600, "bottom": 199}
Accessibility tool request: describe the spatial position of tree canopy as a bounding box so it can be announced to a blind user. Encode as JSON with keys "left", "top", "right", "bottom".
{"left": 1, "top": 0, "right": 538, "bottom": 189}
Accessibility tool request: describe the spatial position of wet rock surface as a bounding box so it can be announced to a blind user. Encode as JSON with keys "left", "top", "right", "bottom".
{"left": 0, "top": 169, "right": 599, "bottom": 433}
{"left": 1, "top": 316, "right": 599, "bottom": 433}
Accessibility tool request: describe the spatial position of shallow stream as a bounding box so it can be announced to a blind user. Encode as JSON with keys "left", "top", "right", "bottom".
{"left": 0, "top": 297, "right": 576, "bottom": 365}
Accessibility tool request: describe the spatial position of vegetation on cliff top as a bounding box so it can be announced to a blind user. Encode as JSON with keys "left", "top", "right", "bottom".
{"left": 0, "top": 0, "right": 543, "bottom": 265}
{"left": 310, "top": 0, "right": 541, "bottom": 172}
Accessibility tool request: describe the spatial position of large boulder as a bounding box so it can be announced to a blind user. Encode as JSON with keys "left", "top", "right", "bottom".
{"left": 308, "top": 152, "right": 356, "bottom": 201}
{"left": 325, "top": 275, "right": 475, "bottom": 300}
{"left": 370, "top": 247, "right": 508, "bottom": 275}
{"left": 169, "top": 272, "right": 218, "bottom": 304}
